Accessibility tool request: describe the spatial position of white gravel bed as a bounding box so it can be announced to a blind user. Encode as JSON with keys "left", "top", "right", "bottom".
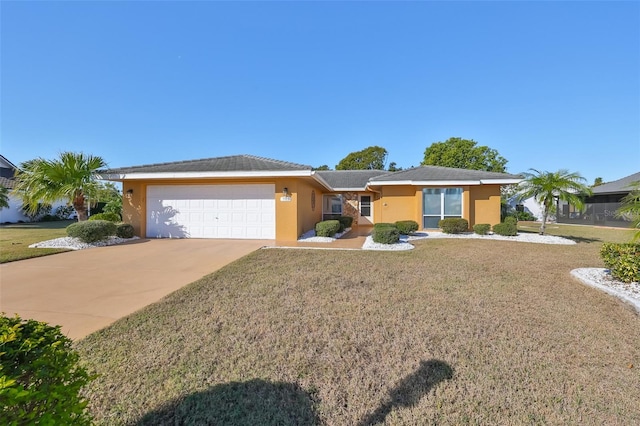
{"left": 362, "top": 235, "right": 415, "bottom": 251}
{"left": 298, "top": 228, "right": 351, "bottom": 243}
{"left": 29, "top": 236, "right": 139, "bottom": 250}
{"left": 571, "top": 268, "right": 640, "bottom": 314}
{"left": 423, "top": 231, "right": 576, "bottom": 245}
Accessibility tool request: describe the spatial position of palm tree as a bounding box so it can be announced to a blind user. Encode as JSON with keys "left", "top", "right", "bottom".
{"left": 616, "top": 181, "right": 640, "bottom": 241}
{"left": 516, "top": 168, "right": 592, "bottom": 235}
{"left": 13, "top": 152, "right": 108, "bottom": 221}
{"left": 0, "top": 186, "right": 9, "bottom": 210}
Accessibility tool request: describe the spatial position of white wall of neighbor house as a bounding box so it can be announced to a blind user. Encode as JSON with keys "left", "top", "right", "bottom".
{"left": 0, "top": 194, "right": 72, "bottom": 223}
{"left": 508, "top": 196, "right": 545, "bottom": 221}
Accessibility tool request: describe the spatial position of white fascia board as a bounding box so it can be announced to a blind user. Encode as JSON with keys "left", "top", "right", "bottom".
{"left": 370, "top": 180, "right": 482, "bottom": 186}
{"left": 99, "top": 170, "right": 315, "bottom": 181}
{"left": 368, "top": 179, "right": 522, "bottom": 186}
{"left": 479, "top": 179, "right": 522, "bottom": 185}
{"left": 330, "top": 187, "right": 367, "bottom": 192}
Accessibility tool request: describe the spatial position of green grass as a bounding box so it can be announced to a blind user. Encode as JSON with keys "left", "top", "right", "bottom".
{"left": 75, "top": 224, "right": 639, "bottom": 425}
{"left": 0, "top": 221, "right": 74, "bottom": 263}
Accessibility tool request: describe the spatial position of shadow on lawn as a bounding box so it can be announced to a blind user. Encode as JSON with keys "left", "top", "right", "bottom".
{"left": 136, "top": 379, "right": 321, "bottom": 426}
{"left": 136, "top": 359, "right": 453, "bottom": 426}
{"left": 358, "top": 359, "right": 453, "bottom": 426}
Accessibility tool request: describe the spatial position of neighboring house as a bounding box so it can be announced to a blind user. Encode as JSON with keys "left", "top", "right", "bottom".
{"left": 99, "top": 155, "right": 521, "bottom": 241}
{"left": 0, "top": 155, "right": 72, "bottom": 223}
{"left": 557, "top": 171, "right": 640, "bottom": 228}
{"left": 0, "top": 155, "right": 30, "bottom": 223}
{"left": 506, "top": 196, "right": 544, "bottom": 221}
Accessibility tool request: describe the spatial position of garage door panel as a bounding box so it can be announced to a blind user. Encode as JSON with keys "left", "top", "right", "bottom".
{"left": 147, "top": 184, "right": 275, "bottom": 239}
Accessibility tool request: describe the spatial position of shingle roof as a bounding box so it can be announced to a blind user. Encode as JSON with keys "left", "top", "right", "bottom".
{"left": 102, "top": 155, "right": 312, "bottom": 174}
{"left": 592, "top": 172, "right": 640, "bottom": 194}
{"left": 369, "top": 165, "right": 521, "bottom": 182}
{"left": 316, "top": 170, "right": 391, "bottom": 190}
{"left": 0, "top": 177, "right": 16, "bottom": 189}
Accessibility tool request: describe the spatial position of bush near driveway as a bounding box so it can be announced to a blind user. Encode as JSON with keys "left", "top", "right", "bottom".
{"left": 0, "top": 315, "right": 94, "bottom": 425}
{"left": 473, "top": 223, "right": 491, "bottom": 235}
{"left": 67, "top": 220, "right": 117, "bottom": 243}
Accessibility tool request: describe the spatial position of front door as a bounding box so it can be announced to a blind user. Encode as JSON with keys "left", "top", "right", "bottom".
{"left": 359, "top": 194, "right": 373, "bottom": 225}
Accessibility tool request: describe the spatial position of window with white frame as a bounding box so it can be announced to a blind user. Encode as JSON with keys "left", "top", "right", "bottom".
{"left": 422, "top": 188, "right": 462, "bottom": 228}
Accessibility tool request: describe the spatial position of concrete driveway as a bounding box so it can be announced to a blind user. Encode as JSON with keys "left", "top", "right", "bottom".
{"left": 0, "top": 239, "right": 270, "bottom": 340}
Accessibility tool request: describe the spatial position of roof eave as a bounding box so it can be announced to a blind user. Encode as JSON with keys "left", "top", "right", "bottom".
{"left": 368, "top": 178, "right": 522, "bottom": 186}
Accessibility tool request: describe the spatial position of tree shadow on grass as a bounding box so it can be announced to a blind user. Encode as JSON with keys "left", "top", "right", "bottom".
{"left": 136, "top": 379, "right": 321, "bottom": 426}
{"left": 358, "top": 359, "right": 454, "bottom": 426}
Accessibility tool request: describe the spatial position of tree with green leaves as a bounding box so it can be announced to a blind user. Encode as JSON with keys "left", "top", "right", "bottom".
{"left": 422, "top": 137, "right": 507, "bottom": 172}
{"left": 516, "top": 169, "right": 592, "bottom": 235}
{"left": 0, "top": 186, "right": 9, "bottom": 210}
{"left": 593, "top": 177, "right": 603, "bottom": 187}
{"left": 388, "top": 162, "right": 403, "bottom": 172}
{"left": 336, "top": 146, "right": 388, "bottom": 170}
{"left": 616, "top": 181, "right": 640, "bottom": 241}
{"left": 13, "top": 152, "right": 108, "bottom": 221}
{"left": 313, "top": 165, "right": 331, "bottom": 171}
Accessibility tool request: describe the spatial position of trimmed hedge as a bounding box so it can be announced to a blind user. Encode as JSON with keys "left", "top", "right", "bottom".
{"left": 372, "top": 225, "right": 400, "bottom": 244}
{"left": 89, "top": 212, "right": 121, "bottom": 222}
{"left": 315, "top": 220, "right": 341, "bottom": 237}
{"left": 493, "top": 221, "right": 517, "bottom": 236}
{"left": 116, "top": 223, "right": 135, "bottom": 239}
{"left": 600, "top": 242, "right": 640, "bottom": 283}
{"left": 67, "top": 220, "right": 117, "bottom": 243}
{"left": 395, "top": 220, "right": 419, "bottom": 235}
{"left": 0, "top": 315, "right": 94, "bottom": 425}
{"left": 473, "top": 223, "right": 491, "bottom": 235}
{"left": 438, "top": 218, "right": 469, "bottom": 234}
{"left": 374, "top": 223, "right": 397, "bottom": 230}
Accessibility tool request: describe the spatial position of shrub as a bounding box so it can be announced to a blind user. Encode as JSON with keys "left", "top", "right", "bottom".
{"left": 0, "top": 315, "right": 94, "bottom": 425}
{"left": 374, "top": 223, "right": 397, "bottom": 230}
{"left": 67, "top": 220, "right": 117, "bottom": 243}
{"left": 512, "top": 211, "right": 536, "bottom": 221}
{"left": 40, "top": 214, "right": 58, "bottom": 222}
{"left": 372, "top": 225, "right": 400, "bottom": 244}
{"left": 116, "top": 223, "right": 135, "bottom": 239}
{"left": 493, "top": 221, "right": 518, "bottom": 236}
{"left": 504, "top": 216, "right": 518, "bottom": 225}
{"left": 600, "top": 242, "right": 640, "bottom": 283}
{"left": 315, "top": 220, "right": 341, "bottom": 237}
{"left": 338, "top": 216, "right": 353, "bottom": 231}
{"left": 395, "top": 220, "right": 419, "bottom": 235}
{"left": 55, "top": 205, "right": 75, "bottom": 220}
{"left": 473, "top": 223, "right": 491, "bottom": 235}
{"left": 89, "top": 212, "right": 121, "bottom": 222}
{"left": 439, "top": 218, "right": 469, "bottom": 234}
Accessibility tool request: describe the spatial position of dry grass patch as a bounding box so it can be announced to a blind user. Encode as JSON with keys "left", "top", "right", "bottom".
{"left": 76, "top": 226, "right": 640, "bottom": 425}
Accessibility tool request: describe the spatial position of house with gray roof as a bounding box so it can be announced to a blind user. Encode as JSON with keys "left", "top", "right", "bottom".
{"left": 557, "top": 171, "right": 640, "bottom": 228}
{"left": 100, "top": 154, "right": 521, "bottom": 240}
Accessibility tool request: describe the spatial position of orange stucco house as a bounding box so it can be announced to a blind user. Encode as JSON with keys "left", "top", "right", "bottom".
{"left": 100, "top": 155, "right": 521, "bottom": 241}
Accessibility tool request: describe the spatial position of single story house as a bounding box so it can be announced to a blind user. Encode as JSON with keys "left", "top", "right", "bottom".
{"left": 99, "top": 155, "right": 522, "bottom": 241}
{"left": 557, "top": 171, "right": 640, "bottom": 228}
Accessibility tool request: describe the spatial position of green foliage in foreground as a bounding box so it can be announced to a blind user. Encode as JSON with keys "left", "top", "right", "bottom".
{"left": 600, "top": 243, "right": 640, "bottom": 283}
{"left": 88, "top": 212, "right": 121, "bottom": 222}
{"left": 67, "top": 220, "right": 117, "bottom": 243}
{"left": 0, "top": 315, "right": 94, "bottom": 425}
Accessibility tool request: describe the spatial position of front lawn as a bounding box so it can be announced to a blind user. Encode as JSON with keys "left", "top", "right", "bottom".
{"left": 0, "top": 220, "right": 74, "bottom": 263}
{"left": 76, "top": 225, "right": 639, "bottom": 425}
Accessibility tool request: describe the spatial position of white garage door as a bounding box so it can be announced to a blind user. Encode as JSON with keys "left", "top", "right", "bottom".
{"left": 146, "top": 184, "right": 275, "bottom": 239}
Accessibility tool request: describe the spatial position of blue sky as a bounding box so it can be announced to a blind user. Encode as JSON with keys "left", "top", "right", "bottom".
{"left": 2, "top": 1, "right": 638, "bottom": 184}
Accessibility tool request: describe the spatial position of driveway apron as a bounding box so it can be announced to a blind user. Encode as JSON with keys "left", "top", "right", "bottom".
{"left": 0, "top": 239, "right": 269, "bottom": 340}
